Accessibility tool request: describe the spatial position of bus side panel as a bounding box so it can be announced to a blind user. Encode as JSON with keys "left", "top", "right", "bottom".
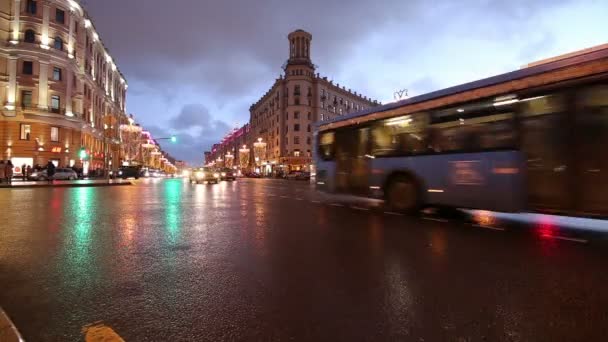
{"left": 370, "top": 151, "right": 526, "bottom": 212}
{"left": 315, "top": 160, "right": 337, "bottom": 192}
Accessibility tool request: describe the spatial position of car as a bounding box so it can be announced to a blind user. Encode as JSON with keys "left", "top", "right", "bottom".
{"left": 28, "top": 168, "right": 78, "bottom": 181}
{"left": 217, "top": 168, "right": 236, "bottom": 181}
{"left": 245, "top": 172, "right": 262, "bottom": 178}
{"left": 118, "top": 166, "right": 141, "bottom": 179}
{"left": 189, "top": 167, "right": 220, "bottom": 184}
{"left": 286, "top": 171, "right": 311, "bottom": 181}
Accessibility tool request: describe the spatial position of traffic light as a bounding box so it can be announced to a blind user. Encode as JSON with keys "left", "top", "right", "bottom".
{"left": 79, "top": 147, "right": 88, "bottom": 160}
{"left": 170, "top": 135, "right": 177, "bottom": 143}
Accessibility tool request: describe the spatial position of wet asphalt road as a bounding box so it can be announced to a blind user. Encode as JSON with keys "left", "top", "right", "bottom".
{"left": 1, "top": 178, "right": 608, "bottom": 341}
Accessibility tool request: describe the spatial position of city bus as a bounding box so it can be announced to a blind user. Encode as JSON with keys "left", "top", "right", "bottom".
{"left": 314, "top": 44, "right": 608, "bottom": 217}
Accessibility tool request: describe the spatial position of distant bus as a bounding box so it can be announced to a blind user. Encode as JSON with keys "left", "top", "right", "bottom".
{"left": 314, "top": 45, "right": 608, "bottom": 217}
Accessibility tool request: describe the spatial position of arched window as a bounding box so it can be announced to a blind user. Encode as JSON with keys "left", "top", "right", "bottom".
{"left": 24, "top": 29, "right": 36, "bottom": 43}
{"left": 54, "top": 37, "right": 63, "bottom": 50}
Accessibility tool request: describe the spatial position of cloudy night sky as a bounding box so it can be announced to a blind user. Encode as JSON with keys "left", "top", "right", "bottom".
{"left": 84, "top": 0, "right": 607, "bottom": 165}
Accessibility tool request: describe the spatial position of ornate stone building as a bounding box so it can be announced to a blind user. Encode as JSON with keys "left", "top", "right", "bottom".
{"left": 0, "top": 0, "right": 128, "bottom": 174}
{"left": 207, "top": 29, "right": 380, "bottom": 175}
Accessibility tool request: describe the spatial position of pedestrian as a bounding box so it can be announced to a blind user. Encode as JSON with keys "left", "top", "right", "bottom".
{"left": 26, "top": 165, "right": 32, "bottom": 181}
{"left": 5, "top": 160, "right": 13, "bottom": 185}
{"left": 46, "top": 161, "right": 56, "bottom": 183}
{"left": 22, "top": 163, "right": 27, "bottom": 181}
{"left": 0, "top": 160, "right": 5, "bottom": 184}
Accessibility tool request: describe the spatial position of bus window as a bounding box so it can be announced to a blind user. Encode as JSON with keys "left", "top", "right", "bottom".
{"left": 371, "top": 114, "right": 428, "bottom": 156}
{"left": 575, "top": 85, "right": 608, "bottom": 214}
{"left": 318, "top": 131, "right": 335, "bottom": 160}
{"left": 429, "top": 113, "right": 515, "bottom": 152}
{"left": 519, "top": 93, "right": 570, "bottom": 210}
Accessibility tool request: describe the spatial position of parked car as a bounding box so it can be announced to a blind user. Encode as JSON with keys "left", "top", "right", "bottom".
{"left": 245, "top": 172, "right": 262, "bottom": 178}
{"left": 286, "top": 171, "right": 311, "bottom": 180}
{"left": 217, "top": 167, "right": 237, "bottom": 181}
{"left": 118, "top": 166, "right": 141, "bottom": 179}
{"left": 28, "top": 168, "right": 78, "bottom": 181}
{"left": 190, "top": 167, "right": 220, "bottom": 184}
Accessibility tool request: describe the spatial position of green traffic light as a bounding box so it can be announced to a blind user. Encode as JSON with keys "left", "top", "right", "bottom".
{"left": 79, "top": 147, "right": 88, "bottom": 160}
{"left": 171, "top": 136, "right": 177, "bottom": 143}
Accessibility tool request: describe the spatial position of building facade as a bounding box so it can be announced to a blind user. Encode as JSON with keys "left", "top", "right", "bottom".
{"left": 0, "top": 0, "right": 128, "bottom": 175}
{"left": 206, "top": 30, "right": 379, "bottom": 175}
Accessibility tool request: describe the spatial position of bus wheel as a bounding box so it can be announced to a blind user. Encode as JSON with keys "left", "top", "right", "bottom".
{"left": 386, "top": 176, "right": 420, "bottom": 214}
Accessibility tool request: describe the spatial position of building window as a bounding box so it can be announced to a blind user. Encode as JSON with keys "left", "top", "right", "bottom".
{"left": 24, "top": 29, "right": 36, "bottom": 43}
{"left": 294, "top": 97, "right": 300, "bottom": 105}
{"left": 294, "top": 150, "right": 301, "bottom": 157}
{"left": 339, "top": 108, "right": 343, "bottom": 115}
{"left": 51, "top": 127, "right": 59, "bottom": 142}
{"left": 53, "top": 67, "right": 62, "bottom": 81}
{"left": 51, "top": 95, "right": 60, "bottom": 112}
{"left": 26, "top": 0, "right": 37, "bottom": 14}
{"left": 55, "top": 8, "right": 65, "bottom": 24}
{"left": 294, "top": 85, "right": 301, "bottom": 95}
{"left": 307, "top": 112, "right": 311, "bottom": 120}
{"left": 54, "top": 37, "right": 63, "bottom": 50}
{"left": 23, "top": 61, "right": 33, "bottom": 75}
{"left": 21, "top": 90, "right": 33, "bottom": 108}
{"left": 294, "top": 124, "right": 300, "bottom": 131}
{"left": 294, "top": 111, "right": 300, "bottom": 119}
{"left": 307, "top": 137, "right": 311, "bottom": 145}
{"left": 294, "top": 137, "right": 300, "bottom": 145}
{"left": 285, "top": 125, "right": 288, "bottom": 132}
{"left": 307, "top": 124, "right": 311, "bottom": 132}
{"left": 20, "top": 124, "right": 31, "bottom": 140}
{"left": 320, "top": 113, "right": 324, "bottom": 121}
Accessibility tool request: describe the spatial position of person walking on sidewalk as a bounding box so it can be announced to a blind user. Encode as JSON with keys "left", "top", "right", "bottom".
{"left": 46, "top": 161, "right": 56, "bottom": 183}
{"left": 0, "top": 160, "right": 5, "bottom": 184}
{"left": 26, "top": 165, "right": 32, "bottom": 181}
{"left": 21, "top": 163, "right": 27, "bottom": 181}
{"left": 5, "top": 160, "right": 13, "bottom": 185}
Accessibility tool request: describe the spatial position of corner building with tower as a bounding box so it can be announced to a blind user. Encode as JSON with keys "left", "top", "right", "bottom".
{"left": 0, "top": 0, "right": 129, "bottom": 174}
{"left": 208, "top": 30, "right": 380, "bottom": 175}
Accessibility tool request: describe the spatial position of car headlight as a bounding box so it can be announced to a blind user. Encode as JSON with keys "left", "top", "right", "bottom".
{"left": 221, "top": 172, "right": 226, "bottom": 177}
{"left": 118, "top": 171, "right": 123, "bottom": 175}
{"left": 195, "top": 172, "right": 204, "bottom": 179}
{"left": 213, "top": 173, "right": 220, "bottom": 178}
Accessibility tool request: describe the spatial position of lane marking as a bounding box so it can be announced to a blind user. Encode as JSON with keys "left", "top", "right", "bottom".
{"left": 474, "top": 224, "right": 505, "bottom": 231}
{"left": 83, "top": 323, "right": 125, "bottom": 342}
{"left": 542, "top": 234, "right": 588, "bottom": 244}
{"left": 279, "top": 195, "right": 289, "bottom": 199}
{"left": 311, "top": 200, "right": 322, "bottom": 204}
{"left": 329, "top": 203, "right": 345, "bottom": 207}
{"left": 351, "top": 206, "right": 370, "bottom": 211}
{"left": 384, "top": 211, "right": 404, "bottom": 216}
{"left": 423, "top": 217, "right": 449, "bottom": 223}
{"left": 295, "top": 197, "right": 304, "bottom": 201}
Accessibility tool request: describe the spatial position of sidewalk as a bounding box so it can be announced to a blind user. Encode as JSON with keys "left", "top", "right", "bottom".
{"left": 0, "top": 307, "right": 23, "bottom": 342}
{"left": 0, "top": 179, "right": 132, "bottom": 189}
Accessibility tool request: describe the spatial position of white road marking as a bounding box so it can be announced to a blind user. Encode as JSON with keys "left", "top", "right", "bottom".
{"left": 329, "top": 203, "right": 345, "bottom": 207}
{"left": 543, "top": 235, "right": 588, "bottom": 244}
{"left": 384, "top": 211, "right": 404, "bottom": 216}
{"left": 295, "top": 197, "right": 304, "bottom": 201}
{"left": 351, "top": 206, "right": 370, "bottom": 211}
{"left": 423, "top": 217, "right": 449, "bottom": 223}
{"left": 311, "top": 200, "right": 322, "bottom": 204}
{"left": 474, "top": 224, "right": 505, "bottom": 231}
{"left": 279, "top": 195, "right": 289, "bottom": 199}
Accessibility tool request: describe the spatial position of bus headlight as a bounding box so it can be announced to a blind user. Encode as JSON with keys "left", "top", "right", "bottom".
{"left": 213, "top": 173, "right": 220, "bottom": 178}
{"left": 221, "top": 172, "right": 226, "bottom": 177}
{"left": 195, "top": 171, "right": 204, "bottom": 179}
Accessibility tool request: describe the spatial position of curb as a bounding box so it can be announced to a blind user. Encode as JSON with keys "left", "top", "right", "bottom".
{"left": 0, "top": 308, "right": 24, "bottom": 342}
{"left": 0, "top": 182, "right": 132, "bottom": 190}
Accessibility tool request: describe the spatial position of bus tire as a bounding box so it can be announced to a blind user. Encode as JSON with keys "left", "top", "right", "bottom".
{"left": 385, "top": 175, "right": 421, "bottom": 215}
